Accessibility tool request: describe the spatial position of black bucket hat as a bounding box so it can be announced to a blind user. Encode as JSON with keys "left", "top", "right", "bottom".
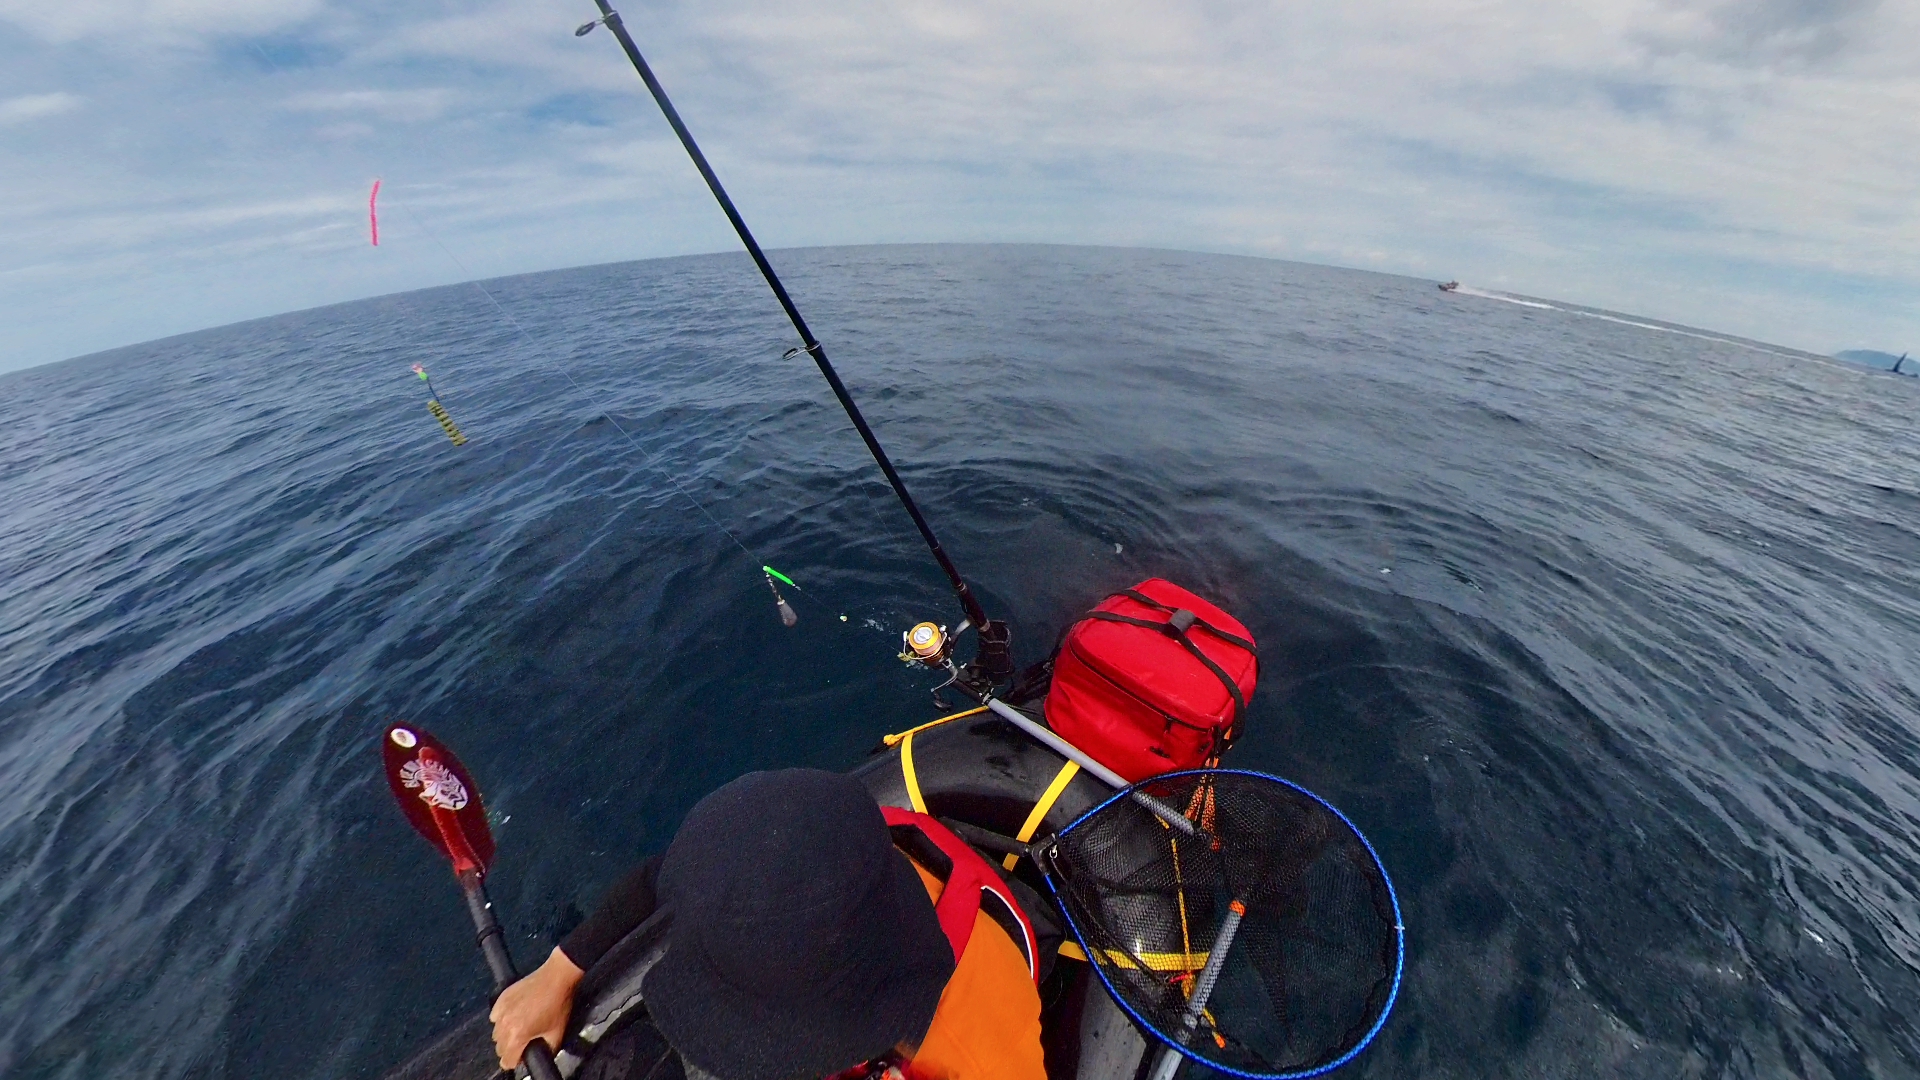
{"left": 645, "top": 769, "right": 955, "bottom": 1080}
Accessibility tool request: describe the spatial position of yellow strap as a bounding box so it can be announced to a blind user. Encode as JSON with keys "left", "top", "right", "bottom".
{"left": 1095, "top": 947, "right": 1213, "bottom": 972}
{"left": 882, "top": 705, "right": 988, "bottom": 748}
{"left": 1047, "top": 940, "right": 1208, "bottom": 971}
{"left": 1002, "top": 760, "right": 1081, "bottom": 870}
{"left": 892, "top": 706, "right": 989, "bottom": 817}
{"left": 901, "top": 729, "right": 928, "bottom": 814}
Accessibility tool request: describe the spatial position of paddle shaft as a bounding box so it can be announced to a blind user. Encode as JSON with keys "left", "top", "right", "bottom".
{"left": 460, "top": 871, "right": 563, "bottom": 1080}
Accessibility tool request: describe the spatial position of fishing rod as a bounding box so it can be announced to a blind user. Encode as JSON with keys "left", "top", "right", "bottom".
{"left": 575, "top": 5, "right": 1012, "bottom": 689}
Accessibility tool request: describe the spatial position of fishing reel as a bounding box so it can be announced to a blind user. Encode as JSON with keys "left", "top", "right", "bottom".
{"left": 898, "top": 617, "right": 1014, "bottom": 706}
{"left": 899, "top": 621, "right": 955, "bottom": 667}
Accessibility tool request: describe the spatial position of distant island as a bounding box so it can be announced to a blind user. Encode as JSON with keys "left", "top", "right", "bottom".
{"left": 1836, "top": 349, "right": 1913, "bottom": 375}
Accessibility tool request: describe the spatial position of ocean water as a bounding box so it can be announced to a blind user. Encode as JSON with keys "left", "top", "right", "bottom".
{"left": 4, "top": 244, "right": 1920, "bottom": 1080}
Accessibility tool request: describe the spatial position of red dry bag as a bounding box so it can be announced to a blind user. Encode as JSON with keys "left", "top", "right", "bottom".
{"left": 1045, "top": 579, "right": 1257, "bottom": 782}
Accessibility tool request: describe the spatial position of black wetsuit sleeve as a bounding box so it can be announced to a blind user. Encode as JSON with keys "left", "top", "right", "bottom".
{"left": 558, "top": 855, "right": 663, "bottom": 971}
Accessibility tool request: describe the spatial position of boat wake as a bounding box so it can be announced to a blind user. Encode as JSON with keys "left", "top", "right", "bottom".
{"left": 1447, "top": 286, "right": 1807, "bottom": 361}
{"left": 1451, "top": 285, "right": 1553, "bottom": 310}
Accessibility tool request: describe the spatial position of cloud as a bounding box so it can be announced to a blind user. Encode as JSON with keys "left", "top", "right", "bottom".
{"left": 1639, "top": 0, "right": 1881, "bottom": 69}
{"left": 0, "top": 0, "right": 323, "bottom": 44}
{"left": 0, "top": 92, "right": 81, "bottom": 125}
{"left": 1, "top": 0, "right": 1917, "bottom": 370}
{"left": 0, "top": 194, "right": 357, "bottom": 285}
{"left": 282, "top": 88, "right": 453, "bottom": 123}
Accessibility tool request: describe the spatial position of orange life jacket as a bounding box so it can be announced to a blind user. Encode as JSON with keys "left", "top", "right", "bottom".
{"left": 878, "top": 808, "right": 1047, "bottom": 1080}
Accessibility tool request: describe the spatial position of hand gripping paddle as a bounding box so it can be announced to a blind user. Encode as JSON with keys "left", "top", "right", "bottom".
{"left": 382, "top": 724, "right": 563, "bottom": 1080}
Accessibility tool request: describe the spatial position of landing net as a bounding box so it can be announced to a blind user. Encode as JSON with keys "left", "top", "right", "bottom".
{"left": 1041, "top": 770, "right": 1402, "bottom": 1078}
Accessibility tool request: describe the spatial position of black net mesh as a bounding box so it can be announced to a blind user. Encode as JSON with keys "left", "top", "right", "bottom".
{"left": 1043, "top": 770, "right": 1401, "bottom": 1077}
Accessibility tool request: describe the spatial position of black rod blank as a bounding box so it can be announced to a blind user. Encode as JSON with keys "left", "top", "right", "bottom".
{"left": 584, "top": 1, "right": 991, "bottom": 632}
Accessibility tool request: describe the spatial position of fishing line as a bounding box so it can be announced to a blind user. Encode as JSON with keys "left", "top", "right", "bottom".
{"left": 574, "top": 2, "right": 1014, "bottom": 691}
{"left": 390, "top": 182, "right": 969, "bottom": 631}
{"left": 248, "top": 46, "right": 472, "bottom": 450}
{"left": 391, "top": 196, "right": 759, "bottom": 562}
{"left": 389, "top": 191, "right": 895, "bottom": 627}
{"left": 249, "top": 41, "right": 903, "bottom": 629}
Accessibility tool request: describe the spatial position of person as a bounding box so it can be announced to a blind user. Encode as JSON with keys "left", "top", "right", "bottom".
{"left": 489, "top": 769, "right": 1048, "bottom": 1080}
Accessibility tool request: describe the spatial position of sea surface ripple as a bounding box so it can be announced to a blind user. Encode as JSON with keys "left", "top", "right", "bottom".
{"left": 3, "top": 245, "right": 1919, "bottom": 1079}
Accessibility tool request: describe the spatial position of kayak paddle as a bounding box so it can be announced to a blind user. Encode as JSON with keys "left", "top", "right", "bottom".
{"left": 381, "top": 723, "right": 563, "bottom": 1080}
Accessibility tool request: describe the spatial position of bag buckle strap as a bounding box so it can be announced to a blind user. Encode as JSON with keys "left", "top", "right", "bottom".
{"left": 1081, "top": 608, "right": 1250, "bottom": 732}
{"left": 1110, "top": 589, "right": 1255, "bottom": 653}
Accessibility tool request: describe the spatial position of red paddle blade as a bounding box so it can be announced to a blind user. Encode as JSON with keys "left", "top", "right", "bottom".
{"left": 382, "top": 724, "right": 496, "bottom": 875}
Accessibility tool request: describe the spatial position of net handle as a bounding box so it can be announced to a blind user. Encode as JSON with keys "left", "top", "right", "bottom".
{"left": 985, "top": 699, "right": 1197, "bottom": 836}
{"left": 1046, "top": 768, "right": 1410, "bottom": 1080}
{"left": 1146, "top": 899, "right": 1247, "bottom": 1080}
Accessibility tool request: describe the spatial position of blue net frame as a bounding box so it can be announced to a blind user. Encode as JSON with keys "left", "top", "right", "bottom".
{"left": 1039, "top": 769, "right": 1405, "bottom": 1079}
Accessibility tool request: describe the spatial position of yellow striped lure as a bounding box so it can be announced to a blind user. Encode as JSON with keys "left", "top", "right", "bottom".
{"left": 763, "top": 566, "right": 799, "bottom": 627}
{"left": 412, "top": 364, "right": 468, "bottom": 446}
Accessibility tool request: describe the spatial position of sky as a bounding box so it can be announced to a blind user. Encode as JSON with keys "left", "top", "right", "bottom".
{"left": 1, "top": 0, "right": 1916, "bottom": 372}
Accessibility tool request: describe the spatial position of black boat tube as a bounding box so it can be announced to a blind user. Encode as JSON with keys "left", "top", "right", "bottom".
{"left": 580, "top": 3, "right": 1002, "bottom": 658}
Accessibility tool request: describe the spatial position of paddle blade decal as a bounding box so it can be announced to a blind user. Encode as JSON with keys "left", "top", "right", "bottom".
{"left": 382, "top": 724, "right": 495, "bottom": 874}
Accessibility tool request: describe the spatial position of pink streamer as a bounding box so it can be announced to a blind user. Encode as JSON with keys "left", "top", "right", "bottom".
{"left": 369, "top": 179, "right": 381, "bottom": 246}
